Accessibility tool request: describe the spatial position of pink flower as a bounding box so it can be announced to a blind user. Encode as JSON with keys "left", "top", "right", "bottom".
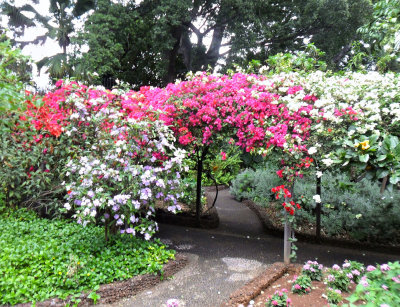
{"left": 220, "top": 151, "right": 227, "bottom": 160}
{"left": 294, "top": 284, "right": 301, "bottom": 290}
{"left": 380, "top": 264, "right": 390, "bottom": 271}
{"left": 55, "top": 79, "right": 63, "bottom": 87}
{"left": 366, "top": 265, "right": 376, "bottom": 272}
{"left": 381, "top": 284, "right": 388, "bottom": 290}
{"left": 272, "top": 300, "right": 278, "bottom": 306}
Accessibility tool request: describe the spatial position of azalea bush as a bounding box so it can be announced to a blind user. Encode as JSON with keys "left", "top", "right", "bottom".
{"left": 291, "top": 274, "right": 312, "bottom": 294}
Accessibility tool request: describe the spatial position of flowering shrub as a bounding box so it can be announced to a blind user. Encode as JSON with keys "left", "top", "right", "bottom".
{"left": 326, "top": 264, "right": 351, "bottom": 292}
{"left": 302, "top": 260, "right": 324, "bottom": 281}
{"left": 346, "top": 262, "right": 400, "bottom": 306}
{"left": 60, "top": 92, "right": 186, "bottom": 239}
{"left": 341, "top": 260, "right": 365, "bottom": 284}
{"left": 265, "top": 288, "right": 291, "bottom": 306}
{"left": 291, "top": 274, "right": 312, "bottom": 294}
{"left": 326, "top": 287, "right": 343, "bottom": 304}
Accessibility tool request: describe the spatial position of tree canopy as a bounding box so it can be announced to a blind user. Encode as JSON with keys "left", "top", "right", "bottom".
{"left": 72, "top": 0, "right": 373, "bottom": 88}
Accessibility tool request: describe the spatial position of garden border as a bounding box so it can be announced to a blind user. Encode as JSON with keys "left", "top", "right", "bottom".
{"left": 13, "top": 254, "right": 188, "bottom": 307}
{"left": 221, "top": 262, "right": 289, "bottom": 307}
{"left": 243, "top": 198, "right": 400, "bottom": 255}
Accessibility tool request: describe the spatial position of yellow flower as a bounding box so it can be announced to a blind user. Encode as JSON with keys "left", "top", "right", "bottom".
{"left": 360, "top": 140, "right": 370, "bottom": 150}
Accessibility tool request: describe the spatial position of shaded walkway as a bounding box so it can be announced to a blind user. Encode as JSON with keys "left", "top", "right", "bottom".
{"left": 105, "top": 189, "right": 399, "bottom": 307}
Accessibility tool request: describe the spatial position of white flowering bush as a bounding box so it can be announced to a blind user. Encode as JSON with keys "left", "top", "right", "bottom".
{"left": 61, "top": 90, "right": 187, "bottom": 241}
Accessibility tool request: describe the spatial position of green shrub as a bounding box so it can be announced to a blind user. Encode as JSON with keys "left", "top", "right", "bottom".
{"left": 231, "top": 166, "right": 400, "bottom": 243}
{"left": 0, "top": 209, "right": 175, "bottom": 305}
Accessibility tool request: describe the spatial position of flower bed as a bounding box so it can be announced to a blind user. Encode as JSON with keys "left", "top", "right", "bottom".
{"left": 223, "top": 260, "right": 400, "bottom": 307}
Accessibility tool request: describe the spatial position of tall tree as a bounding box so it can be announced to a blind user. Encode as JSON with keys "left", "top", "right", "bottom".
{"left": 1, "top": 0, "right": 94, "bottom": 79}
{"left": 74, "top": 0, "right": 373, "bottom": 87}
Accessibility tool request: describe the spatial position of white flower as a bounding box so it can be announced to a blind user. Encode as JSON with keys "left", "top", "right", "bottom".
{"left": 64, "top": 203, "right": 71, "bottom": 210}
{"left": 322, "top": 158, "right": 334, "bottom": 167}
{"left": 313, "top": 195, "right": 321, "bottom": 203}
{"left": 308, "top": 147, "right": 317, "bottom": 155}
{"left": 316, "top": 171, "right": 323, "bottom": 178}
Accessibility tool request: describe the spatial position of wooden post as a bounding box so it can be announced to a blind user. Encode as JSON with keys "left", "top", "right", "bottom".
{"left": 283, "top": 212, "right": 291, "bottom": 264}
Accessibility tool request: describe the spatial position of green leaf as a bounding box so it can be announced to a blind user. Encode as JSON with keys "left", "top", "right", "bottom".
{"left": 376, "top": 155, "right": 387, "bottom": 161}
{"left": 389, "top": 175, "right": 400, "bottom": 184}
{"left": 376, "top": 169, "right": 389, "bottom": 179}
{"left": 359, "top": 154, "right": 369, "bottom": 163}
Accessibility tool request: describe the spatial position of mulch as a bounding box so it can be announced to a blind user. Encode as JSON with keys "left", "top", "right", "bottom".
{"left": 221, "top": 262, "right": 289, "bottom": 307}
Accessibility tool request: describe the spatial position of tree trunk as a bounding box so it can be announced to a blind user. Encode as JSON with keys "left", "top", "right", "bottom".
{"left": 195, "top": 147, "right": 208, "bottom": 226}
{"left": 164, "top": 26, "right": 184, "bottom": 85}
{"left": 202, "top": 24, "right": 226, "bottom": 69}
{"left": 380, "top": 175, "right": 388, "bottom": 194}
{"left": 283, "top": 185, "right": 294, "bottom": 264}
{"left": 283, "top": 213, "right": 292, "bottom": 264}
{"left": 316, "top": 175, "right": 322, "bottom": 243}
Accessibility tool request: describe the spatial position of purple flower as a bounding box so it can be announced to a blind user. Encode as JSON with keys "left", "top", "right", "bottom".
{"left": 112, "top": 204, "right": 120, "bottom": 212}
{"left": 74, "top": 199, "right": 82, "bottom": 206}
{"left": 116, "top": 218, "right": 123, "bottom": 226}
{"left": 87, "top": 190, "right": 95, "bottom": 198}
{"left": 104, "top": 213, "right": 110, "bottom": 219}
{"left": 114, "top": 214, "right": 119, "bottom": 220}
{"left": 327, "top": 274, "right": 335, "bottom": 282}
{"left": 332, "top": 264, "right": 341, "bottom": 270}
{"left": 346, "top": 273, "right": 353, "bottom": 279}
{"left": 126, "top": 228, "right": 135, "bottom": 234}
{"left": 342, "top": 262, "right": 351, "bottom": 268}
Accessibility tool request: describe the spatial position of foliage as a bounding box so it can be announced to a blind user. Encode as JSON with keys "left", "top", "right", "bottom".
{"left": 1, "top": 0, "right": 95, "bottom": 79}
{"left": 265, "top": 288, "right": 291, "bottom": 307}
{"left": 291, "top": 274, "right": 312, "bottom": 294}
{"left": 356, "top": 0, "right": 400, "bottom": 72}
{"left": 302, "top": 260, "right": 324, "bottom": 281}
{"left": 345, "top": 262, "right": 400, "bottom": 306}
{"left": 0, "top": 208, "right": 175, "bottom": 305}
{"left": 326, "top": 264, "right": 351, "bottom": 292}
{"left": 326, "top": 287, "right": 344, "bottom": 304}
{"left": 230, "top": 163, "right": 283, "bottom": 203}
{"left": 71, "top": 0, "right": 373, "bottom": 85}
{"left": 0, "top": 36, "right": 31, "bottom": 129}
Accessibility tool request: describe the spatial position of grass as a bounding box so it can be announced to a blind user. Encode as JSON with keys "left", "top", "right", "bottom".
{"left": 0, "top": 208, "right": 175, "bottom": 305}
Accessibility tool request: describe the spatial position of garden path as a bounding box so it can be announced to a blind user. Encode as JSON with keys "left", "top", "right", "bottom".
{"left": 103, "top": 189, "right": 399, "bottom": 307}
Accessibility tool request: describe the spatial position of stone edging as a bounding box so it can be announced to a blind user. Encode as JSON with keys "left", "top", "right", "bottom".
{"left": 13, "top": 254, "right": 188, "bottom": 307}
{"left": 244, "top": 198, "right": 400, "bottom": 254}
{"left": 221, "top": 262, "right": 288, "bottom": 307}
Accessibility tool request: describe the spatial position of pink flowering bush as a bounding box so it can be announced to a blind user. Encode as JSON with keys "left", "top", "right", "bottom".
{"left": 301, "top": 260, "right": 324, "bottom": 281}
{"left": 265, "top": 288, "right": 291, "bottom": 307}
{"left": 291, "top": 274, "right": 312, "bottom": 294}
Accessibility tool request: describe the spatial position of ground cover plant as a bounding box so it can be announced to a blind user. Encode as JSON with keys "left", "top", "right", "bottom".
{"left": 0, "top": 208, "right": 175, "bottom": 305}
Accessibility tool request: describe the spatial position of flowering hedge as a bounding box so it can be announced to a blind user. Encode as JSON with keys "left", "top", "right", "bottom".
{"left": 3, "top": 69, "right": 400, "bottom": 243}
